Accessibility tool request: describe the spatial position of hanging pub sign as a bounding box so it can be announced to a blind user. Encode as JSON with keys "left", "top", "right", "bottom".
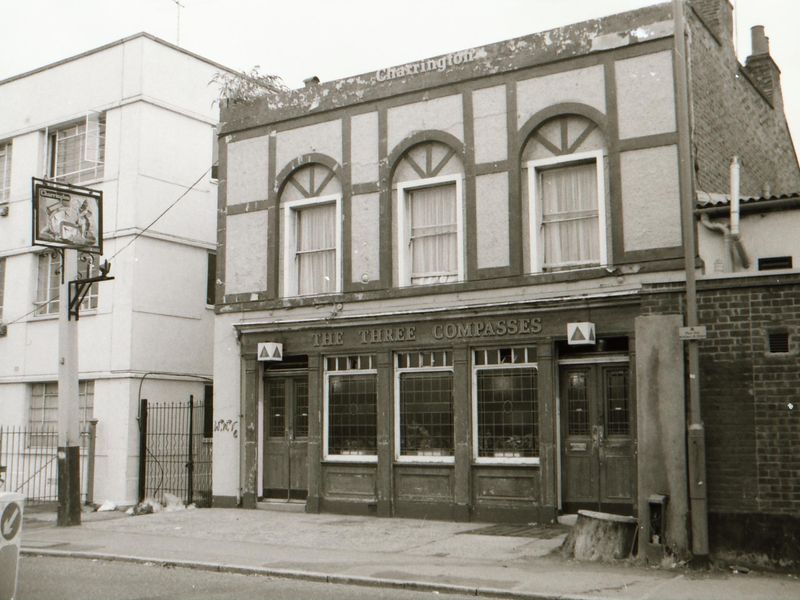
{"left": 567, "top": 322, "right": 596, "bottom": 345}
{"left": 31, "top": 178, "right": 103, "bottom": 253}
{"left": 257, "top": 342, "right": 284, "bottom": 362}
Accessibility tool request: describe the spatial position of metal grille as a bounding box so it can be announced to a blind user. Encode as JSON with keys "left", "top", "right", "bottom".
{"left": 0, "top": 425, "right": 95, "bottom": 504}
{"left": 293, "top": 380, "right": 309, "bottom": 438}
{"left": 566, "top": 371, "right": 590, "bottom": 435}
{"left": 328, "top": 374, "right": 377, "bottom": 454}
{"left": 139, "top": 398, "right": 211, "bottom": 507}
{"left": 605, "top": 369, "right": 630, "bottom": 436}
{"left": 399, "top": 372, "right": 454, "bottom": 456}
{"left": 476, "top": 368, "right": 538, "bottom": 457}
{"left": 267, "top": 380, "right": 285, "bottom": 437}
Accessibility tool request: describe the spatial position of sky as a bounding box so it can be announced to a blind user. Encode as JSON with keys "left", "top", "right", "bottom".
{"left": 3, "top": 0, "right": 799, "bottom": 153}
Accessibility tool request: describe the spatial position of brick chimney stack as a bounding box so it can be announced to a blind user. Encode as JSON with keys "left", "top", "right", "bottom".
{"left": 745, "top": 26, "right": 783, "bottom": 109}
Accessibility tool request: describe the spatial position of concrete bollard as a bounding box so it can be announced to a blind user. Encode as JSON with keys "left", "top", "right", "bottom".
{"left": 0, "top": 493, "right": 25, "bottom": 600}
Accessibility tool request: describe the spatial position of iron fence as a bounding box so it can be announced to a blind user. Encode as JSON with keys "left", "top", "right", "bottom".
{"left": 0, "top": 422, "right": 97, "bottom": 504}
{"left": 139, "top": 396, "right": 211, "bottom": 507}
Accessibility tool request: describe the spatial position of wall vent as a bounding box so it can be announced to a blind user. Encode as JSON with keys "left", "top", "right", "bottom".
{"left": 758, "top": 256, "right": 793, "bottom": 271}
{"left": 768, "top": 331, "right": 790, "bottom": 353}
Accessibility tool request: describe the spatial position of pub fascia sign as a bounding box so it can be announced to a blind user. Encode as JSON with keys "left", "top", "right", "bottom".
{"left": 375, "top": 48, "right": 479, "bottom": 82}
{"left": 312, "top": 316, "right": 543, "bottom": 348}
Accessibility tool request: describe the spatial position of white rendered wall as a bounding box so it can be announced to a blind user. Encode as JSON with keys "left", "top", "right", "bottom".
{"left": 0, "top": 34, "right": 228, "bottom": 506}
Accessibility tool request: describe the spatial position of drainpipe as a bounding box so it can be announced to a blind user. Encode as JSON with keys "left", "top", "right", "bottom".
{"left": 673, "top": 0, "right": 709, "bottom": 560}
{"left": 728, "top": 157, "right": 750, "bottom": 270}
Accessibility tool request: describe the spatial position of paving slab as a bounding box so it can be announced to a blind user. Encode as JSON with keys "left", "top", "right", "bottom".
{"left": 20, "top": 506, "right": 800, "bottom": 600}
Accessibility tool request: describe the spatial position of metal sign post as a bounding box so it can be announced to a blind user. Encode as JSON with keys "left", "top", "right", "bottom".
{"left": 31, "top": 178, "right": 109, "bottom": 527}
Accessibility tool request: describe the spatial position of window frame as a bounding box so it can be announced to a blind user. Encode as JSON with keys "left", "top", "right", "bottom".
{"left": 394, "top": 351, "right": 455, "bottom": 464}
{"left": 0, "top": 140, "right": 12, "bottom": 202}
{"left": 323, "top": 355, "right": 378, "bottom": 463}
{"left": 29, "top": 380, "right": 95, "bottom": 445}
{"left": 34, "top": 251, "right": 99, "bottom": 317}
{"left": 282, "top": 194, "right": 342, "bottom": 297}
{"left": 396, "top": 174, "right": 464, "bottom": 287}
{"left": 526, "top": 149, "right": 607, "bottom": 273}
{"left": 472, "top": 349, "right": 540, "bottom": 466}
{"left": 0, "top": 256, "right": 5, "bottom": 322}
{"left": 47, "top": 113, "right": 106, "bottom": 185}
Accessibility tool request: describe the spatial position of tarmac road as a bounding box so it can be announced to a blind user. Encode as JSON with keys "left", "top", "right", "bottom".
{"left": 18, "top": 555, "right": 481, "bottom": 600}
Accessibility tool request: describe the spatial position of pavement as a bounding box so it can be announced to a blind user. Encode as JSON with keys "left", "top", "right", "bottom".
{"left": 19, "top": 502, "right": 800, "bottom": 600}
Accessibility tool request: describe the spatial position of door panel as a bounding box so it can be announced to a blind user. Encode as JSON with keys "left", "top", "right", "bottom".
{"left": 263, "top": 375, "right": 309, "bottom": 500}
{"left": 560, "top": 363, "right": 635, "bottom": 514}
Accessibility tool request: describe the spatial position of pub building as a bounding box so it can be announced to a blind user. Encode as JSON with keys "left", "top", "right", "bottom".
{"left": 212, "top": 0, "right": 800, "bottom": 559}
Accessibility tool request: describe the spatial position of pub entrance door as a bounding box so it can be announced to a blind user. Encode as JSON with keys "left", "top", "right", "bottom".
{"left": 559, "top": 361, "right": 635, "bottom": 515}
{"left": 262, "top": 373, "right": 309, "bottom": 500}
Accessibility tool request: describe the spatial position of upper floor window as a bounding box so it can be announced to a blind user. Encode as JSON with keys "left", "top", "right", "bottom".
{"left": 523, "top": 115, "right": 607, "bottom": 272}
{"left": 48, "top": 113, "right": 105, "bottom": 184}
{"left": 35, "top": 250, "right": 99, "bottom": 316}
{"left": 394, "top": 141, "right": 464, "bottom": 286}
{"left": 0, "top": 256, "right": 6, "bottom": 321}
{"left": 0, "top": 141, "right": 11, "bottom": 202}
{"left": 280, "top": 163, "right": 342, "bottom": 297}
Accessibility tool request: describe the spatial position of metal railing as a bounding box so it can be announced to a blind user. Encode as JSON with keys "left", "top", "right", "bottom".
{"left": 0, "top": 421, "right": 97, "bottom": 504}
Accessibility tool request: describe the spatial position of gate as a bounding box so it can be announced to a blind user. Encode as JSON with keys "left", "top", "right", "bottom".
{"left": 138, "top": 396, "right": 211, "bottom": 507}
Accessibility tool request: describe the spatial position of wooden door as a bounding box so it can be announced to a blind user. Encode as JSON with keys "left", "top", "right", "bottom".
{"left": 263, "top": 375, "right": 309, "bottom": 500}
{"left": 560, "top": 364, "right": 635, "bottom": 514}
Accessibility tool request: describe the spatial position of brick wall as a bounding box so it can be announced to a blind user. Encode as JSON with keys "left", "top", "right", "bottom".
{"left": 642, "top": 276, "right": 800, "bottom": 518}
{"left": 687, "top": 2, "right": 800, "bottom": 196}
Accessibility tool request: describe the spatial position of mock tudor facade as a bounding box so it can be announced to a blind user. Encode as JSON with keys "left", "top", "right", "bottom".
{"left": 213, "top": 0, "right": 800, "bottom": 563}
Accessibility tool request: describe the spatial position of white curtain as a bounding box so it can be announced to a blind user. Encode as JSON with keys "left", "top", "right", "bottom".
{"left": 540, "top": 162, "right": 598, "bottom": 268}
{"left": 408, "top": 184, "right": 457, "bottom": 284}
{"left": 297, "top": 203, "right": 336, "bottom": 295}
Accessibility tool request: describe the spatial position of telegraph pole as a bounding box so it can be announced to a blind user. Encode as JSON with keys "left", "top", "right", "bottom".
{"left": 673, "top": 0, "right": 709, "bottom": 559}
{"left": 57, "top": 247, "right": 81, "bottom": 526}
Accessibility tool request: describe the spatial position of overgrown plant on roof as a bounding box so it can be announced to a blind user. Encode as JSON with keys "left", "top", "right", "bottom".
{"left": 211, "top": 66, "right": 287, "bottom": 106}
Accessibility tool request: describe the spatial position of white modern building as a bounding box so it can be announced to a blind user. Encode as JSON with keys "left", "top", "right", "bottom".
{"left": 0, "top": 33, "right": 235, "bottom": 505}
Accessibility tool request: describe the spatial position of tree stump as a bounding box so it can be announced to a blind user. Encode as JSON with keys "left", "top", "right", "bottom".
{"left": 561, "top": 510, "right": 638, "bottom": 561}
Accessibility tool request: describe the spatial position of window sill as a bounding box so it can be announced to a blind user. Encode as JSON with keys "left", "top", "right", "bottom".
{"left": 474, "top": 457, "right": 540, "bottom": 466}
{"left": 395, "top": 455, "right": 455, "bottom": 465}
{"left": 30, "top": 309, "right": 98, "bottom": 321}
{"left": 323, "top": 454, "right": 378, "bottom": 464}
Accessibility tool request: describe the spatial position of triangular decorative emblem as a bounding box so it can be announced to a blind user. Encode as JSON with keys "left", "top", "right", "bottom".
{"left": 257, "top": 342, "right": 284, "bottom": 361}
{"left": 567, "top": 323, "right": 596, "bottom": 346}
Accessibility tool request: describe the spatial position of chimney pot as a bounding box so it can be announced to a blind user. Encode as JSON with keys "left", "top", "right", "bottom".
{"left": 751, "top": 25, "right": 770, "bottom": 55}
{"left": 303, "top": 76, "right": 320, "bottom": 88}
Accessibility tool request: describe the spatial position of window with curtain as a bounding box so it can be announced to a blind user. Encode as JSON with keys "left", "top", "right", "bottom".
{"left": 539, "top": 162, "right": 599, "bottom": 269}
{"left": 48, "top": 114, "right": 105, "bottom": 184}
{"left": 407, "top": 183, "right": 457, "bottom": 285}
{"left": 296, "top": 202, "right": 337, "bottom": 295}
{"left": 0, "top": 141, "right": 11, "bottom": 202}
{"left": 36, "top": 251, "right": 99, "bottom": 315}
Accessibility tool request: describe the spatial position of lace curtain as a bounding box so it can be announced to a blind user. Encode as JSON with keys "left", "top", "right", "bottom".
{"left": 296, "top": 203, "right": 336, "bottom": 295}
{"left": 539, "top": 162, "right": 598, "bottom": 268}
{"left": 408, "top": 184, "right": 457, "bottom": 285}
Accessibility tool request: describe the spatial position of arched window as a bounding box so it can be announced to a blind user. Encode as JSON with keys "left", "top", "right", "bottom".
{"left": 393, "top": 141, "right": 464, "bottom": 286}
{"left": 279, "top": 163, "right": 342, "bottom": 296}
{"left": 522, "top": 115, "right": 607, "bottom": 272}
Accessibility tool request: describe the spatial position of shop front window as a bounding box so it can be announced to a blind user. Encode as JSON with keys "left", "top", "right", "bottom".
{"left": 396, "top": 351, "right": 454, "bottom": 461}
{"left": 473, "top": 347, "right": 539, "bottom": 463}
{"left": 325, "top": 355, "right": 377, "bottom": 460}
